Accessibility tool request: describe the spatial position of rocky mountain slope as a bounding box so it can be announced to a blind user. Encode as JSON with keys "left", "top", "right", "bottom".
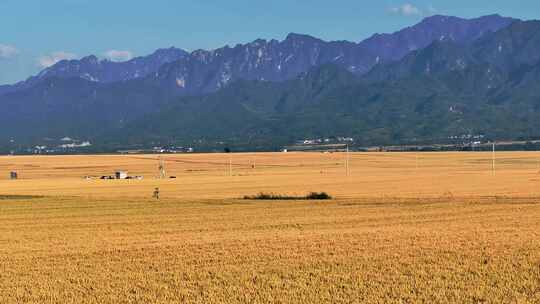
{"left": 3, "top": 15, "right": 538, "bottom": 149}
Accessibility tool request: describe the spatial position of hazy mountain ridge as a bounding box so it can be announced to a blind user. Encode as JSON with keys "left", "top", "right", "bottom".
{"left": 0, "top": 14, "right": 515, "bottom": 97}
{"left": 114, "top": 20, "right": 540, "bottom": 146}
{"left": 3, "top": 15, "right": 539, "bottom": 148}
{"left": 145, "top": 14, "right": 516, "bottom": 96}
{"left": 0, "top": 47, "right": 189, "bottom": 95}
{"left": 0, "top": 77, "right": 171, "bottom": 141}
{"left": 366, "top": 20, "right": 540, "bottom": 94}
{"left": 360, "top": 14, "right": 516, "bottom": 61}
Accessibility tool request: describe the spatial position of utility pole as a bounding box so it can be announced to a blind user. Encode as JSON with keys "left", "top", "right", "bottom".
{"left": 345, "top": 145, "right": 350, "bottom": 176}
{"left": 229, "top": 153, "right": 233, "bottom": 177}
{"left": 158, "top": 157, "right": 166, "bottom": 179}
{"left": 492, "top": 142, "right": 496, "bottom": 174}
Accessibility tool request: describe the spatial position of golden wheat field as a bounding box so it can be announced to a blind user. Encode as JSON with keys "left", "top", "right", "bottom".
{"left": 1, "top": 152, "right": 540, "bottom": 303}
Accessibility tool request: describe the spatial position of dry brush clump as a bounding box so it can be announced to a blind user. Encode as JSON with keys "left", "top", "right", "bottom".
{"left": 243, "top": 192, "right": 332, "bottom": 200}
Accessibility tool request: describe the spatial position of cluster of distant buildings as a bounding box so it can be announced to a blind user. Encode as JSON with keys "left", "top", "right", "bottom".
{"left": 84, "top": 170, "right": 176, "bottom": 181}
{"left": 31, "top": 142, "right": 92, "bottom": 154}
{"left": 297, "top": 137, "right": 354, "bottom": 145}
{"left": 448, "top": 134, "right": 485, "bottom": 145}
{"left": 8, "top": 137, "right": 93, "bottom": 155}
{"left": 6, "top": 136, "right": 197, "bottom": 155}
{"left": 448, "top": 134, "right": 485, "bottom": 140}
{"left": 151, "top": 146, "right": 194, "bottom": 153}
{"left": 89, "top": 171, "right": 144, "bottom": 180}
{"left": 118, "top": 146, "right": 194, "bottom": 154}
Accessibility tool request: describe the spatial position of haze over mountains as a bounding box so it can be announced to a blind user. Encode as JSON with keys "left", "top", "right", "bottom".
{"left": 0, "top": 48, "right": 189, "bottom": 95}
{"left": 3, "top": 14, "right": 540, "bottom": 150}
{"left": 1, "top": 14, "right": 515, "bottom": 96}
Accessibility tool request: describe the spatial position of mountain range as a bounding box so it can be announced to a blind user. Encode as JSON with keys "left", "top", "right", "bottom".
{"left": 2, "top": 14, "right": 540, "bottom": 150}
{"left": 120, "top": 18, "right": 540, "bottom": 147}
{"left": 0, "top": 14, "right": 515, "bottom": 96}
{"left": 0, "top": 48, "right": 188, "bottom": 96}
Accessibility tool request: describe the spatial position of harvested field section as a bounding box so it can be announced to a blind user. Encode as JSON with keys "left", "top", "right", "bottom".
{"left": 1, "top": 196, "right": 539, "bottom": 303}
{"left": 1, "top": 152, "right": 540, "bottom": 200}
{"left": 1, "top": 152, "right": 540, "bottom": 302}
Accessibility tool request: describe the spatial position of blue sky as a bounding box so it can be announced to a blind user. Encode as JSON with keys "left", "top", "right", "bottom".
{"left": 0, "top": 0, "right": 538, "bottom": 84}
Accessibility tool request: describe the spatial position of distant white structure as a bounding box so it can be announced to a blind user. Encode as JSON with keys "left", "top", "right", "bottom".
{"left": 158, "top": 158, "right": 166, "bottom": 179}
{"left": 59, "top": 141, "right": 92, "bottom": 149}
{"left": 115, "top": 171, "right": 128, "bottom": 179}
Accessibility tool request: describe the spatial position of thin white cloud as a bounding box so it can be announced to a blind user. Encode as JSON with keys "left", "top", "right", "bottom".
{"left": 103, "top": 50, "right": 133, "bottom": 62}
{"left": 390, "top": 3, "right": 423, "bottom": 16}
{"left": 0, "top": 44, "right": 19, "bottom": 59}
{"left": 38, "top": 51, "right": 78, "bottom": 68}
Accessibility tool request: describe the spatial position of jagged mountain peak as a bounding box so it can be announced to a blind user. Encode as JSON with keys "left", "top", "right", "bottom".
{"left": 80, "top": 55, "right": 99, "bottom": 64}
{"left": 146, "top": 47, "right": 188, "bottom": 60}
{"left": 20, "top": 47, "right": 189, "bottom": 87}
{"left": 0, "top": 14, "right": 521, "bottom": 99}
{"left": 116, "top": 15, "right": 521, "bottom": 96}
{"left": 285, "top": 33, "right": 321, "bottom": 42}
{"left": 419, "top": 14, "right": 463, "bottom": 24}
{"left": 249, "top": 38, "right": 269, "bottom": 45}
{"left": 152, "top": 46, "right": 185, "bottom": 54}
{"left": 416, "top": 14, "right": 513, "bottom": 29}
{"left": 360, "top": 14, "right": 517, "bottom": 62}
